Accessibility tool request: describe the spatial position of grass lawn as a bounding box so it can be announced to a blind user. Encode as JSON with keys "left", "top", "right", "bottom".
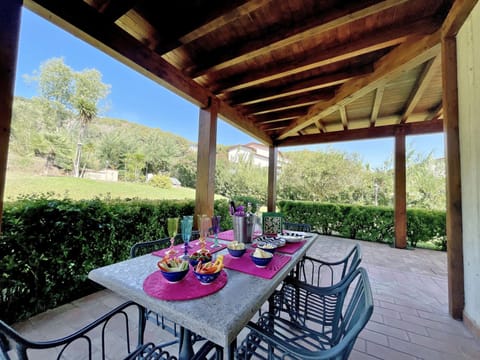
{"left": 4, "top": 173, "right": 219, "bottom": 201}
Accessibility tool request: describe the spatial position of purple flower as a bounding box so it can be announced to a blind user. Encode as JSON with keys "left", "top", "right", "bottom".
{"left": 234, "top": 205, "right": 245, "bottom": 217}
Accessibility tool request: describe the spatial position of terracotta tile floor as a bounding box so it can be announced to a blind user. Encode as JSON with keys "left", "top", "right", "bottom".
{"left": 9, "top": 235, "right": 480, "bottom": 359}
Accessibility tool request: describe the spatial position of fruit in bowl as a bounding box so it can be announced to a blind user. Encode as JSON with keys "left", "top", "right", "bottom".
{"left": 251, "top": 248, "right": 273, "bottom": 268}
{"left": 157, "top": 257, "right": 189, "bottom": 283}
{"left": 257, "top": 242, "right": 276, "bottom": 254}
{"left": 227, "top": 241, "right": 246, "bottom": 258}
{"left": 189, "top": 250, "right": 212, "bottom": 267}
{"left": 193, "top": 255, "right": 224, "bottom": 285}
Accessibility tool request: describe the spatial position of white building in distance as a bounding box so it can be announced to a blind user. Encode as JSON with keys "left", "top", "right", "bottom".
{"left": 227, "top": 143, "right": 286, "bottom": 169}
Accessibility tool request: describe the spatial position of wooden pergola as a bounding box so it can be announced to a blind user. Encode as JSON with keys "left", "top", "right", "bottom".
{"left": 0, "top": 0, "right": 477, "bottom": 324}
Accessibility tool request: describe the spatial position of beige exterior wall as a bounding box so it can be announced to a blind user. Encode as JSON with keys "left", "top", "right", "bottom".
{"left": 457, "top": 1, "right": 480, "bottom": 330}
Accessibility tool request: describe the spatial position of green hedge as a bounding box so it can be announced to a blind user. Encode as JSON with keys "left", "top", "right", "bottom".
{"left": 278, "top": 200, "right": 446, "bottom": 249}
{"left": 0, "top": 197, "right": 231, "bottom": 324}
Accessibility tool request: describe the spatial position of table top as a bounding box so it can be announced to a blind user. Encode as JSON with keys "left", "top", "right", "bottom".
{"left": 88, "top": 234, "right": 317, "bottom": 351}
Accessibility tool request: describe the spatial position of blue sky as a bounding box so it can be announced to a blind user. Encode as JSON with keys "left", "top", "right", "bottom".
{"left": 14, "top": 9, "right": 445, "bottom": 168}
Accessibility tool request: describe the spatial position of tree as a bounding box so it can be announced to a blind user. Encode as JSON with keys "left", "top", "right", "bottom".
{"left": 25, "top": 58, "right": 110, "bottom": 176}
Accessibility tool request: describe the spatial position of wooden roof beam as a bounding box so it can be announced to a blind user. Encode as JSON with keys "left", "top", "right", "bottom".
{"left": 242, "top": 90, "right": 333, "bottom": 115}
{"left": 400, "top": 55, "right": 441, "bottom": 123}
{"left": 277, "top": 31, "right": 442, "bottom": 140}
{"left": 339, "top": 106, "right": 348, "bottom": 130}
{"left": 188, "top": 0, "right": 409, "bottom": 78}
{"left": 370, "top": 85, "right": 385, "bottom": 127}
{"left": 24, "top": 0, "right": 273, "bottom": 145}
{"left": 222, "top": 66, "right": 371, "bottom": 106}
{"left": 276, "top": 118, "right": 443, "bottom": 147}
{"left": 215, "top": 18, "right": 438, "bottom": 93}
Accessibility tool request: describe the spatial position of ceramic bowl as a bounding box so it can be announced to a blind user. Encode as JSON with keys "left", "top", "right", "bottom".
{"left": 227, "top": 247, "right": 247, "bottom": 258}
{"left": 193, "top": 269, "right": 222, "bottom": 285}
{"left": 250, "top": 252, "right": 273, "bottom": 268}
{"left": 160, "top": 268, "right": 189, "bottom": 283}
{"left": 257, "top": 243, "right": 276, "bottom": 254}
{"left": 189, "top": 251, "right": 212, "bottom": 267}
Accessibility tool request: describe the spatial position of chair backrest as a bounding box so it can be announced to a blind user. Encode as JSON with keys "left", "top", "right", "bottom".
{"left": 262, "top": 212, "right": 283, "bottom": 235}
{"left": 298, "top": 243, "right": 362, "bottom": 287}
{"left": 283, "top": 221, "right": 312, "bottom": 232}
{"left": 0, "top": 301, "right": 168, "bottom": 360}
{"left": 327, "top": 267, "right": 373, "bottom": 359}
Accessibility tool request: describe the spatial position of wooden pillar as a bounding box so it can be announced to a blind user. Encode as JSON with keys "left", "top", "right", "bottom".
{"left": 194, "top": 98, "right": 218, "bottom": 225}
{"left": 267, "top": 145, "right": 278, "bottom": 212}
{"left": 0, "top": 0, "right": 22, "bottom": 231}
{"left": 442, "top": 35, "right": 464, "bottom": 320}
{"left": 394, "top": 128, "right": 407, "bottom": 249}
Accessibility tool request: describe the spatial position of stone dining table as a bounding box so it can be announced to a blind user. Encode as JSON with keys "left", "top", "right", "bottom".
{"left": 88, "top": 234, "right": 317, "bottom": 360}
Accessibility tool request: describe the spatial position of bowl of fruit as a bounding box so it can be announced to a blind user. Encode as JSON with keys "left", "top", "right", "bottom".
{"left": 189, "top": 250, "right": 212, "bottom": 267}
{"left": 250, "top": 248, "right": 273, "bottom": 268}
{"left": 227, "top": 241, "right": 246, "bottom": 258}
{"left": 193, "top": 255, "right": 224, "bottom": 285}
{"left": 256, "top": 242, "right": 276, "bottom": 254}
{"left": 157, "top": 257, "right": 189, "bottom": 283}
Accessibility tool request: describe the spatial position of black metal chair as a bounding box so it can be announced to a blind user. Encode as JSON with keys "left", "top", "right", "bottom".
{"left": 269, "top": 243, "right": 362, "bottom": 322}
{"left": 283, "top": 221, "right": 312, "bottom": 232}
{"left": 0, "top": 301, "right": 176, "bottom": 360}
{"left": 237, "top": 267, "right": 374, "bottom": 360}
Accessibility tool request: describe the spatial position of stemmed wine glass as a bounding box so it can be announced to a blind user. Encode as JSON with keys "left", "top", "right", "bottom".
{"left": 197, "top": 214, "right": 211, "bottom": 252}
{"left": 166, "top": 217, "right": 179, "bottom": 257}
{"left": 180, "top": 216, "right": 193, "bottom": 260}
{"left": 211, "top": 215, "right": 221, "bottom": 248}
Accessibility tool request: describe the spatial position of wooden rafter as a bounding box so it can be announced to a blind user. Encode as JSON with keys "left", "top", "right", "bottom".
{"left": 188, "top": 0, "right": 409, "bottom": 78}
{"left": 223, "top": 66, "right": 371, "bottom": 106}
{"left": 371, "top": 85, "right": 385, "bottom": 126}
{"left": 214, "top": 18, "right": 438, "bottom": 93}
{"left": 339, "top": 106, "right": 348, "bottom": 130}
{"left": 442, "top": 0, "right": 479, "bottom": 37}
{"left": 243, "top": 90, "right": 333, "bottom": 115}
{"left": 276, "top": 118, "right": 443, "bottom": 147}
{"left": 277, "top": 31, "right": 442, "bottom": 140}
{"left": 400, "top": 55, "right": 441, "bottom": 123}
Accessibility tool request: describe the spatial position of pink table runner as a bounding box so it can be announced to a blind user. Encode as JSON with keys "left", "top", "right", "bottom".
{"left": 215, "top": 230, "right": 262, "bottom": 241}
{"left": 152, "top": 240, "right": 226, "bottom": 257}
{"left": 223, "top": 249, "right": 291, "bottom": 279}
{"left": 253, "top": 240, "right": 306, "bottom": 254}
{"left": 143, "top": 270, "right": 227, "bottom": 301}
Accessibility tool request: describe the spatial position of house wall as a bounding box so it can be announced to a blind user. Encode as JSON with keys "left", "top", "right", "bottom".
{"left": 457, "top": 1, "right": 480, "bottom": 334}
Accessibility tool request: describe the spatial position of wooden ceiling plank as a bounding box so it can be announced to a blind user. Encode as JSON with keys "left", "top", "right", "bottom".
{"left": 224, "top": 65, "right": 372, "bottom": 106}
{"left": 24, "top": 0, "right": 272, "bottom": 145}
{"left": 216, "top": 19, "right": 438, "bottom": 93}
{"left": 370, "top": 85, "right": 385, "bottom": 126}
{"left": 179, "top": 0, "right": 271, "bottom": 45}
{"left": 276, "top": 118, "right": 443, "bottom": 147}
{"left": 277, "top": 31, "right": 442, "bottom": 140}
{"left": 340, "top": 106, "right": 348, "bottom": 130}
{"left": 151, "top": 0, "right": 253, "bottom": 55}
{"left": 243, "top": 90, "right": 332, "bottom": 115}
{"left": 190, "top": 0, "right": 409, "bottom": 78}
{"left": 400, "top": 55, "right": 441, "bottom": 123}
{"left": 100, "top": 0, "right": 138, "bottom": 22}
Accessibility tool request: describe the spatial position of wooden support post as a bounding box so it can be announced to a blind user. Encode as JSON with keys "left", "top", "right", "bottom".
{"left": 442, "top": 35, "right": 464, "bottom": 320}
{"left": 0, "top": 0, "right": 22, "bottom": 231}
{"left": 267, "top": 146, "right": 278, "bottom": 212}
{"left": 394, "top": 129, "right": 407, "bottom": 249}
{"left": 194, "top": 98, "right": 218, "bottom": 226}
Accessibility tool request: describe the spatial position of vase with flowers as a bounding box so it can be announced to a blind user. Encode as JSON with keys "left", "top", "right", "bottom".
{"left": 230, "top": 201, "right": 256, "bottom": 243}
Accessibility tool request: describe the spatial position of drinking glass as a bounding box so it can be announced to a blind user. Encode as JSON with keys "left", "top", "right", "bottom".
{"left": 211, "top": 215, "right": 221, "bottom": 248}
{"left": 197, "top": 214, "right": 211, "bottom": 250}
{"left": 180, "top": 216, "right": 193, "bottom": 260}
{"left": 166, "top": 217, "right": 179, "bottom": 257}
